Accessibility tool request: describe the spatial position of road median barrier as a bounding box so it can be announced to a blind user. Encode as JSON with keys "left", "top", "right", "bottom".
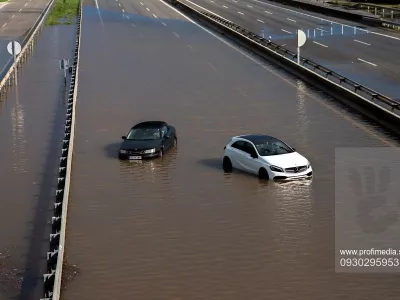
{"left": 165, "top": 0, "right": 400, "bottom": 134}
{"left": 40, "top": 1, "right": 82, "bottom": 299}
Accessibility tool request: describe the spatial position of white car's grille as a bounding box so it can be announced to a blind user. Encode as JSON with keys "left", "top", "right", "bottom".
{"left": 285, "top": 165, "right": 307, "bottom": 173}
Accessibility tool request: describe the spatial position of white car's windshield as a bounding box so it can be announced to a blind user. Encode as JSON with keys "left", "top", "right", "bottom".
{"left": 255, "top": 140, "right": 294, "bottom": 156}
{"left": 127, "top": 128, "right": 161, "bottom": 140}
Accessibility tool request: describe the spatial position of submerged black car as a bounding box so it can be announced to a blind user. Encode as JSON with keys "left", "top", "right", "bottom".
{"left": 118, "top": 121, "right": 177, "bottom": 160}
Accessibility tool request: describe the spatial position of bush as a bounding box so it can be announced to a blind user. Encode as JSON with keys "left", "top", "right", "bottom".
{"left": 46, "top": 0, "right": 80, "bottom": 26}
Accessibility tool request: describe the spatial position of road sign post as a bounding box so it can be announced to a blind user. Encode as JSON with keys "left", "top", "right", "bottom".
{"left": 7, "top": 40, "right": 21, "bottom": 86}
{"left": 59, "top": 59, "right": 69, "bottom": 85}
{"left": 297, "top": 29, "right": 307, "bottom": 65}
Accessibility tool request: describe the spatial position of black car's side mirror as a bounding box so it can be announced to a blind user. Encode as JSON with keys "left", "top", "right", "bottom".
{"left": 122, "top": 136, "right": 126, "bottom": 140}
{"left": 251, "top": 152, "right": 258, "bottom": 159}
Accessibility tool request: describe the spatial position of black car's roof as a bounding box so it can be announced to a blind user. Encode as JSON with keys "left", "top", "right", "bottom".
{"left": 132, "top": 121, "right": 167, "bottom": 129}
{"left": 238, "top": 134, "right": 280, "bottom": 144}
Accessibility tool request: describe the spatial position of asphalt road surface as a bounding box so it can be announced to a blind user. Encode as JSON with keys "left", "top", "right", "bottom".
{"left": 61, "top": 0, "right": 400, "bottom": 299}
{"left": 0, "top": 0, "right": 50, "bottom": 78}
{"left": 0, "top": 25, "right": 76, "bottom": 300}
{"left": 184, "top": 0, "right": 400, "bottom": 99}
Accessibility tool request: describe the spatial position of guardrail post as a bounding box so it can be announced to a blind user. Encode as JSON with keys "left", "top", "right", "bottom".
{"left": 43, "top": 272, "right": 55, "bottom": 298}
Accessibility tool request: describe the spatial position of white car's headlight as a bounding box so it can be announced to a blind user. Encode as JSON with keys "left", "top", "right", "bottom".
{"left": 120, "top": 149, "right": 127, "bottom": 154}
{"left": 270, "top": 165, "right": 284, "bottom": 172}
{"left": 144, "top": 148, "right": 156, "bottom": 154}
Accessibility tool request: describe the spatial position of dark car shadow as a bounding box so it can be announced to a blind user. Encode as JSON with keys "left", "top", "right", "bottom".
{"left": 104, "top": 142, "right": 122, "bottom": 158}
{"left": 197, "top": 158, "right": 222, "bottom": 170}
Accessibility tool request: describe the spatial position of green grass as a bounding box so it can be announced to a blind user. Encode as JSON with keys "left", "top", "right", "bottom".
{"left": 0, "top": 0, "right": 9, "bottom": 2}
{"left": 46, "top": 0, "right": 80, "bottom": 26}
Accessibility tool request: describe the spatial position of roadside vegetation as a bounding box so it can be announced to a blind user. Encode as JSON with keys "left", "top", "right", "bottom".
{"left": 46, "top": 0, "right": 80, "bottom": 26}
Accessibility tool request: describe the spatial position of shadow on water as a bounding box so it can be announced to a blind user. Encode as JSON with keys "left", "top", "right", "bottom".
{"left": 16, "top": 26, "right": 75, "bottom": 300}
{"left": 104, "top": 142, "right": 122, "bottom": 159}
{"left": 197, "top": 158, "right": 222, "bottom": 171}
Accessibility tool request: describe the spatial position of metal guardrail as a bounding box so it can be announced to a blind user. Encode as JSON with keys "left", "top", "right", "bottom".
{"left": 169, "top": 0, "right": 400, "bottom": 115}
{"left": 0, "top": 0, "right": 56, "bottom": 96}
{"left": 40, "top": 1, "right": 82, "bottom": 300}
{"left": 357, "top": 3, "right": 400, "bottom": 19}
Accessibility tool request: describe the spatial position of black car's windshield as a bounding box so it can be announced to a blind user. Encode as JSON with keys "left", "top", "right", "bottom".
{"left": 255, "top": 139, "right": 294, "bottom": 156}
{"left": 126, "top": 128, "right": 161, "bottom": 140}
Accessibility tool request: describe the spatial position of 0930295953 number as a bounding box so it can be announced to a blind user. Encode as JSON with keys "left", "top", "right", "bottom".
{"left": 340, "top": 257, "right": 400, "bottom": 267}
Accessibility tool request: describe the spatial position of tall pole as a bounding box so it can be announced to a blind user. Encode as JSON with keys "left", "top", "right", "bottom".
{"left": 12, "top": 41, "right": 17, "bottom": 86}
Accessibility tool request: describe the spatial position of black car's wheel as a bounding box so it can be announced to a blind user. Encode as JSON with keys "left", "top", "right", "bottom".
{"left": 223, "top": 156, "right": 232, "bottom": 173}
{"left": 258, "top": 168, "right": 269, "bottom": 180}
{"left": 173, "top": 136, "right": 177, "bottom": 147}
{"left": 159, "top": 148, "right": 164, "bottom": 158}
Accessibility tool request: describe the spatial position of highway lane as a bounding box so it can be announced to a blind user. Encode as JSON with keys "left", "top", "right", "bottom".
{"left": 0, "top": 25, "right": 76, "bottom": 300}
{"left": 61, "top": 0, "right": 400, "bottom": 299}
{"left": 0, "top": 0, "right": 51, "bottom": 78}
{"left": 184, "top": 0, "right": 400, "bottom": 98}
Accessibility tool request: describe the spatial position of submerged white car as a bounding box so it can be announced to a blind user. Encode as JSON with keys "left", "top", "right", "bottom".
{"left": 222, "top": 134, "right": 313, "bottom": 180}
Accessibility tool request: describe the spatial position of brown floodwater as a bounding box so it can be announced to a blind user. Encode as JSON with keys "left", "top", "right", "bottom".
{"left": 62, "top": 1, "right": 400, "bottom": 300}
{"left": 0, "top": 25, "right": 76, "bottom": 300}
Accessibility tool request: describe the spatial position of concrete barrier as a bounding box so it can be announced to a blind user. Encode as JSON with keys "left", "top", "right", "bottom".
{"left": 0, "top": 0, "right": 57, "bottom": 97}
{"left": 165, "top": 0, "right": 400, "bottom": 135}
{"left": 40, "top": 1, "right": 82, "bottom": 300}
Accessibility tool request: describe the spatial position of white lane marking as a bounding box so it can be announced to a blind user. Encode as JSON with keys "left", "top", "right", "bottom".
{"left": 173, "top": 32, "right": 179, "bottom": 38}
{"left": 131, "top": 23, "right": 136, "bottom": 27}
{"left": 264, "top": 10, "right": 272, "bottom": 14}
{"left": 257, "top": 19, "right": 264, "bottom": 23}
{"left": 237, "top": 11, "right": 244, "bottom": 15}
{"left": 19, "top": 8, "right": 22, "bottom": 11}
{"left": 251, "top": 0, "right": 400, "bottom": 41}
{"left": 282, "top": 44, "right": 286, "bottom": 47}
{"left": 118, "top": 3, "right": 121, "bottom": 6}
{"left": 313, "top": 41, "right": 328, "bottom": 48}
{"left": 12, "top": 15, "right": 15, "bottom": 18}
{"left": 24, "top": 3, "right": 27, "bottom": 6}
{"left": 247, "top": 5, "right": 252, "bottom": 8}
{"left": 153, "top": 13, "right": 158, "bottom": 18}
{"left": 159, "top": 0, "right": 396, "bottom": 147}
{"left": 358, "top": 58, "right": 377, "bottom": 67}
{"left": 281, "top": 29, "right": 292, "bottom": 34}
{"left": 287, "top": 18, "right": 296, "bottom": 22}
{"left": 186, "top": 0, "right": 230, "bottom": 21}
{"left": 232, "top": 0, "right": 237, "bottom": 2}
{"left": 354, "top": 39, "right": 371, "bottom": 46}
{"left": 122, "top": 8, "right": 125, "bottom": 12}
{"left": 210, "top": 0, "right": 214, "bottom": 2}
{"left": 140, "top": 2, "right": 143, "bottom": 4}
{"left": 146, "top": 7, "right": 150, "bottom": 11}
{"left": 222, "top": 5, "right": 228, "bottom": 8}
{"left": 162, "top": 22, "right": 167, "bottom": 26}
{"left": 2, "top": 23, "right": 6, "bottom": 27}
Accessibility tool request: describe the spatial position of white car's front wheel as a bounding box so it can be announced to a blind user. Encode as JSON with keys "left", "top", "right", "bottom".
{"left": 258, "top": 168, "right": 269, "bottom": 180}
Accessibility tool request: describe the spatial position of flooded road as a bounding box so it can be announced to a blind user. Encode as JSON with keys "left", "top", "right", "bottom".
{"left": 61, "top": 0, "right": 400, "bottom": 299}
{"left": 0, "top": 25, "right": 76, "bottom": 300}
